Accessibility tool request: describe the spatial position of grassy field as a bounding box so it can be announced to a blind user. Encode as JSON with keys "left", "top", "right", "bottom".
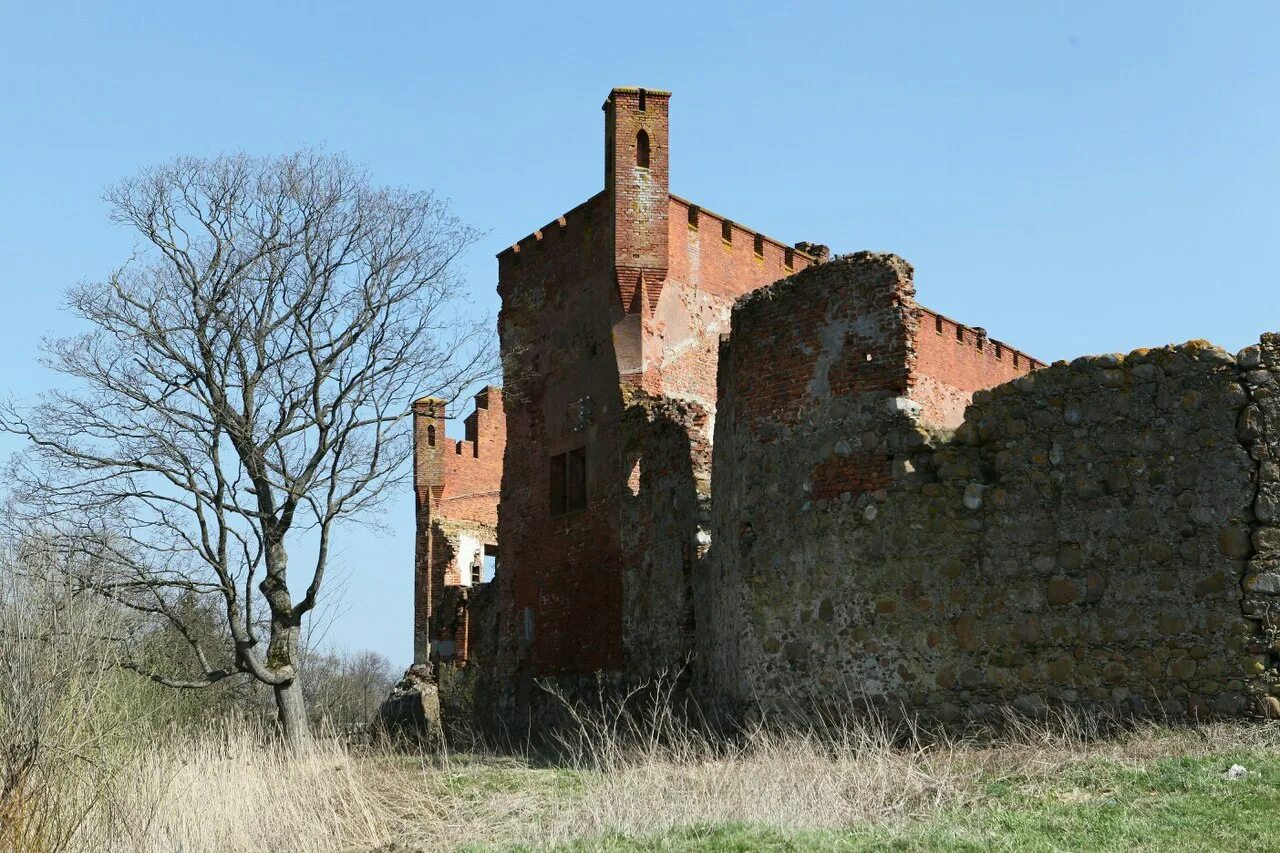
{"left": 7, "top": 668, "right": 1280, "bottom": 853}
{"left": 13, "top": 714, "right": 1272, "bottom": 852}
{"left": 535, "top": 746, "right": 1280, "bottom": 852}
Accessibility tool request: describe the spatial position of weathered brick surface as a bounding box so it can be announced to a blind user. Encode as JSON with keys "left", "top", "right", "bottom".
{"left": 488, "top": 89, "right": 826, "bottom": 704}
{"left": 913, "top": 308, "right": 1043, "bottom": 428}
{"left": 651, "top": 196, "right": 815, "bottom": 407}
{"left": 495, "top": 190, "right": 625, "bottom": 685}
{"left": 727, "top": 254, "right": 916, "bottom": 437}
{"left": 413, "top": 388, "right": 504, "bottom": 663}
{"left": 608, "top": 88, "right": 670, "bottom": 323}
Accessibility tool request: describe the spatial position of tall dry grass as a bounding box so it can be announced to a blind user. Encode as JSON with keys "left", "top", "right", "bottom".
{"left": 4, "top": 558, "right": 1273, "bottom": 851}
{"left": 15, "top": 680, "right": 1272, "bottom": 852}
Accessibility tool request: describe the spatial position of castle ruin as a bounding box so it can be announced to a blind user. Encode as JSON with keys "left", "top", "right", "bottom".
{"left": 413, "top": 87, "right": 1280, "bottom": 727}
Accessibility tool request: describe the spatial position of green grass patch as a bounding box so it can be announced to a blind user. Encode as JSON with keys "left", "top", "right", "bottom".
{"left": 518, "top": 749, "right": 1280, "bottom": 852}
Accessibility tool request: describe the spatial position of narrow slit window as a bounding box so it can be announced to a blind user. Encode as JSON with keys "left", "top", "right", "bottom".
{"left": 1013, "top": 352, "right": 1021, "bottom": 367}
{"left": 754, "top": 234, "right": 764, "bottom": 257}
{"left": 994, "top": 342, "right": 1003, "bottom": 360}
{"left": 688, "top": 205, "right": 699, "bottom": 229}
{"left": 722, "top": 220, "right": 733, "bottom": 243}
{"left": 426, "top": 425, "right": 436, "bottom": 447}
{"left": 636, "top": 130, "right": 650, "bottom": 168}
{"left": 956, "top": 325, "right": 965, "bottom": 343}
{"left": 935, "top": 315, "right": 944, "bottom": 334}
{"left": 638, "top": 88, "right": 647, "bottom": 111}
{"left": 567, "top": 447, "right": 587, "bottom": 512}
{"left": 784, "top": 248, "right": 794, "bottom": 269}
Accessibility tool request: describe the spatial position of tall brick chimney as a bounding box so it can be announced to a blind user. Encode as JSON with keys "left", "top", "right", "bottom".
{"left": 604, "top": 87, "right": 670, "bottom": 319}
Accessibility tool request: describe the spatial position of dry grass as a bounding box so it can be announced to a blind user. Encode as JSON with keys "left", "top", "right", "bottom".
{"left": 14, "top": 695, "right": 1273, "bottom": 852}
{"left": 5, "top": 564, "right": 1275, "bottom": 851}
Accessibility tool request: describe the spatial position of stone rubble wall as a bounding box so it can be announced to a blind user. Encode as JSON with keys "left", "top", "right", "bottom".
{"left": 619, "top": 393, "right": 713, "bottom": 682}
{"left": 1240, "top": 333, "right": 1280, "bottom": 718}
{"left": 703, "top": 253, "right": 1279, "bottom": 721}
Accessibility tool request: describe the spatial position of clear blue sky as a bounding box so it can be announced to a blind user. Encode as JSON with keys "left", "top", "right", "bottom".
{"left": 2, "top": 2, "right": 1277, "bottom": 668}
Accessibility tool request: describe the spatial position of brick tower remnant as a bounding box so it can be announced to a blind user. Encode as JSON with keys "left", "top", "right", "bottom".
{"left": 412, "top": 386, "right": 505, "bottom": 666}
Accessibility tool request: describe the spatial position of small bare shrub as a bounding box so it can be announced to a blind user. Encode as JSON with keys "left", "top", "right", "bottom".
{"left": 0, "top": 540, "right": 146, "bottom": 850}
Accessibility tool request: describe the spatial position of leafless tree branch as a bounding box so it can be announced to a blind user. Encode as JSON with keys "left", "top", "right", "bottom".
{"left": 1, "top": 150, "right": 495, "bottom": 742}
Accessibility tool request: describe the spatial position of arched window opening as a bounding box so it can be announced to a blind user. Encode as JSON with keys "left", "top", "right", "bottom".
{"left": 636, "top": 130, "right": 650, "bottom": 168}
{"left": 427, "top": 424, "right": 436, "bottom": 447}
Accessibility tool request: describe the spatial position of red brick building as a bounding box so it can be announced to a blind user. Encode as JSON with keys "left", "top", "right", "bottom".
{"left": 445, "top": 88, "right": 1042, "bottom": 714}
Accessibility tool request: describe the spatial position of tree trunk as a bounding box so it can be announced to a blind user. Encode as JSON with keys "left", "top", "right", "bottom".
{"left": 275, "top": 678, "right": 311, "bottom": 746}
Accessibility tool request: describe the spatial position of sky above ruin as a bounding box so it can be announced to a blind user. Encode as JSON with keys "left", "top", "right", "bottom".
{"left": 1, "top": 1, "right": 1277, "bottom": 667}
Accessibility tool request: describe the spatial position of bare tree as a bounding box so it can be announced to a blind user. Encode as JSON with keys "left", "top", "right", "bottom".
{"left": 1, "top": 151, "right": 492, "bottom": 743}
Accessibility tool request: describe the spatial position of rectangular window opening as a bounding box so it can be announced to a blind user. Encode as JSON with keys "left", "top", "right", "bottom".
{"left": 784, "top": 248, "right": 794, "bottom": 270}
{"left": 549, "top": 453, "right": 567, "bottom": 517}
{"left": 721, "top": 220, "right": 733, "bottom": 244}
{"left": 550, "top": 447, "right": 588, "bottom": 517}
{"left": 955, "top": 325, "right": 965, "bottom": 343}
{"left": 753, "top": 234, "right": 764, "bottom": 257}
{"left": 482, "top": 545, "right": 498, "bottom": 583}
{"left": 687, "top": 205, "right": 699, "bottom": 229}
{"left": 935, "top": 315, "right": 943, "bottom": 334}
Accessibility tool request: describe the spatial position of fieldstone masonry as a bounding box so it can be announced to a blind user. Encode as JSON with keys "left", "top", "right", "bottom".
{"left": 702, "top": 253, "right": 1280, "bottom": 721}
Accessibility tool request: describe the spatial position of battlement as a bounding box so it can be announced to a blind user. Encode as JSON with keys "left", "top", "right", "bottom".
{"left": 669, "top": 194, "right": 819, "bottom": 271}
{"left": 413, "top": 386, "right": 505, "bottom": 463}
{"left": 497, "top": 192, "right": 824, "bottom": 282}
{"left": 497, "top": 192, "right": 606, "bottom": 263}
{"left": 605, "top": 85, "right": 673, "bottom": 98}
{"left": 917, "top": 306, "right": 1045, "bottom": 372}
